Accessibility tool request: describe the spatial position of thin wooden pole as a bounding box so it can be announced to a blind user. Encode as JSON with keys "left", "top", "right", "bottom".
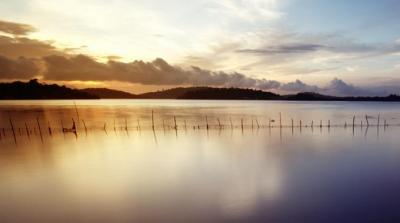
{"left": 291, "top": 119, "right": 294, "bottom": 130}
{"left": 82, "top": 120, "right": 88, "bottom": 134}
{"left": 377, "top": 114, "right": 380, "bottom": 128}
{"left": 279, "top": 112, "right": 282, "bottom": 128}
{"left": 9, "top": 118, "right": 17, "bottom": 145}
{"left": 299, "top": 120, "right": 302, "bottom": 132}
{"left": 36, "top": 117, "right": 43, "bottom": 142}
{"left": 74, "top": 101, "right": 80, "bottom": 121}
{"left": 217, "top": 118, "right": 222, "bottom": 129}
{"left": 151, "top": 110, "right": 155, "bottom": 130}
{"left": 206, "top": 116, "right": 209, "bottom": 130}
{"left": 25, "top": 122, "right": 30, "bottom": 139}
{"left": 173, "top": 116, "right": 177, "bottom": 130}
{"left": 229, "top": 117, "right": 233, "bottom": 129}
{"left": 48, "top": 121, "right": 52, "bottom": 136}
{"left": 365, "top": 115, "right": 370, "bottom": 126}
{"left": 241, "top": 118, "right": 244, "bottom": 131}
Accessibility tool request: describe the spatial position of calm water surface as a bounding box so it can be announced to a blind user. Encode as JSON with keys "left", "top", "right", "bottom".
{"left": 0, "top": 100, "right": 400, "bottom": 222}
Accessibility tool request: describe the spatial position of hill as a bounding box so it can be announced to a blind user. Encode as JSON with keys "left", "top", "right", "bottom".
{"left": 177, "top": 87, "right": 280, "bottom": 100}
{"left": 82, "top": 88, "right": 137, "bottom": 99}
{"left": 0, "top": 79, "right": 98, "bottom": 99}
{"left": 1, "top": 80, "right": 400, "bottom": 101}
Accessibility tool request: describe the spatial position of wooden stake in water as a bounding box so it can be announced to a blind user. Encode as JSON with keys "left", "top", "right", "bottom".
{"left": 151, "top": 110, "right": 155, "bottom": 130}
{"left": 256, "top": 118, "right": 260, "bottom": 129}
{"left": 217, "top": 118, "right": 222, "bottom": 129}
{"left": 82, "top": 120, "right": 88, "bottom": 135}
{"left": 48, "top": 121, "right": 52, "bottom": 136}
{"left": 36, "top": 117, "right": 43, "bottom": 142}
{"left": 299, "top": 120, "right": 302, "bottom": 132}
{"left": 9, "top": 118, "right": 17, "bottom": 145}
{"left": 229, "top": 117, "right": 233, "bottom": 129}
{"left": 206, "top": 116, "right": 209, "bottom": 130}
{"left": 74, "top": 101, "right": 80, "bottom": 121}
{"left": 365, "top": 115, "right": 370, "bottom": 126}
{"left": 25, "top": 122, "right": 30, "bottom": 139}
{"left": 377, "top": 114, "right": 380, "bottom": 128}
{"left": 241, "top": 118, "right": 244, "bottom": 131}
{"left": 352, "top": 116, "right": 356, "bottom": 129}
{"left": 125, "top": 118, "right": 128, "bottom": 132}
{"left": 279, "top": 112, "right": 282, "bottom": 128}
{"left": 173, "top": 116, "right": 177, "bottom": 130}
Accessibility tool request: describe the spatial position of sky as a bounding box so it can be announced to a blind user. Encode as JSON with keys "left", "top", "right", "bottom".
{"left": 0, "top": 0, "right": 399, "bottom": 96}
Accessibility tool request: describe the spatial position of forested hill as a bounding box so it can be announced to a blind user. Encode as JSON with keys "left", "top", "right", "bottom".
{"left": 1, "top": 80, "right": 400, "bottom": 101}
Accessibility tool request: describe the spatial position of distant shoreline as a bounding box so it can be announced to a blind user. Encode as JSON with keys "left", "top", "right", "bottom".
{"left": 1, "top": 79, "right": 400, "bottom": 102}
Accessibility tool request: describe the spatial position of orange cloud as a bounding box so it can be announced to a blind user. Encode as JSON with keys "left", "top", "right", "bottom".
{"left": 0, "top": 20, "right": 36, "bottom": 36}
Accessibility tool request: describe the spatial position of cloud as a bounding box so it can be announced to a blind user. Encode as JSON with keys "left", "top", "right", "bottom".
{"left": 0, "top": 55, "right": 40, "bottom": 79}
{"left": 216, "top": 0, "right": 283, "bottom": 21}
{"left": 279, "top": 80, "right": 320, "bottom": 92}
{"left": 0, "top": 19, "right": 399, "bottom": 97}
{"left": 0, "top": 35, "right": 60, "bottom": 59}
{"left": 237, "top": 43, "right": 325, "bottom": 54}
{"left": 42, "top": 54, "right": 283, "bottom": 90}
{"left": 323, "top": 78, "right": 368, "bottom": 96}
{"left": 0, "top": 20, "right": 37, "bottom": 36}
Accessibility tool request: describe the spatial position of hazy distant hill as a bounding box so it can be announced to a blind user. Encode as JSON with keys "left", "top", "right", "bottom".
{"left": 0, "top": 79, "right": 98, "bottom": 99}
{"left": 1, "top": 80, "right": 400, "bottom": 101}
{"left": 82, "top": 88, "right": 137, "bottom": 99}
{"left": 284, "top": 92, "right": 400, "bottom": 101}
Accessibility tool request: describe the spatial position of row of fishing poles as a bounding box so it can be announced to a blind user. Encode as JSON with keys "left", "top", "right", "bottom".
{"left": 0, "top": 111, "right": 395, "bottom": 145}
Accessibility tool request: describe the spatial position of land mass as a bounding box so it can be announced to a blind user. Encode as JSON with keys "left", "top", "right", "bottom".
{"left": 1, "top": 79, "right": 400, "bottom": 101}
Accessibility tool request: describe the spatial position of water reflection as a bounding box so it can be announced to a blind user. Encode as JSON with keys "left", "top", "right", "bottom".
{"left": 0, "top": 100, "right": 400, "bottom": 222}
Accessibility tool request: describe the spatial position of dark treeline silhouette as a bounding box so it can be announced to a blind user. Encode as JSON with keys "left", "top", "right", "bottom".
{"left": 0, "top": 79, "right": 98, "bottom": 99}
{"left": 176, "top": 87, "right": 280, "bottom": 100}
{"left": 82, "top": 88, "right": 138, "bottom": 99}
{"left": 1, "top": 79, "right": 400, "bottom": 101}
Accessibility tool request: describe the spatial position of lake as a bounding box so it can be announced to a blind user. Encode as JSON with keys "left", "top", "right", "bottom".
{"left": 0, "top": 100, "right": 400, "bottom": 222}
